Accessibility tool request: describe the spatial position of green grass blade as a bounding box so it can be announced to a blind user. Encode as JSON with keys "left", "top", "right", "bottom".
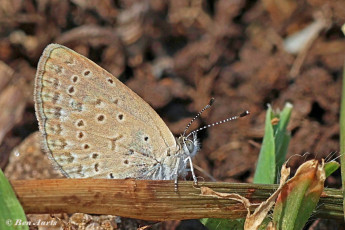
{"left": 277, "top": 102, "right": 293, "bottom": 131}
{"left": 339, "top": 61, "right": 345, "bottom": 221}
{"left": 274, "top": 103, "right": 293, "bottom": 171}
{"left": 324, "top": 161, "right": 340, "bottom": 178}
{"left": 254, "top": 105, "right": 276, "bottom": 184}
{"left": 0, "top": 168, "right": 28, "bottom": 230}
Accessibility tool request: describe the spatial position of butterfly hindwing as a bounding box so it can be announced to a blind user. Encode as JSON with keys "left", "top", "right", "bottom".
{"left": 34, "top": 44, "right": 177, "bottom": 179}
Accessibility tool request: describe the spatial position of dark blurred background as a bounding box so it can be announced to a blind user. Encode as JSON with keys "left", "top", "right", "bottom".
{"left": 0, "top": 0, "right": 344, "bottom": 229}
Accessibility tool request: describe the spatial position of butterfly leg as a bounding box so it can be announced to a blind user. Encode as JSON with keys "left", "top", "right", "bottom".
{"left": 174, "top": 158, "right": 181, "bottom": 191}
{"left": 174, "top": 178, "right": 178, "bottom": 191}
{"left": 185, "top": 156, "right": 197, "bottom": 184}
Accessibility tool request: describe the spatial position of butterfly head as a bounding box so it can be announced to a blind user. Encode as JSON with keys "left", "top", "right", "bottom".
{"left": 176, "top": 133, "right": 199, "bottom": 157}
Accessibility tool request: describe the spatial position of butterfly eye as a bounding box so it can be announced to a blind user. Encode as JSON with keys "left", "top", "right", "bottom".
{"left": 186, "top": 140, "right": 194, "bottom": 153}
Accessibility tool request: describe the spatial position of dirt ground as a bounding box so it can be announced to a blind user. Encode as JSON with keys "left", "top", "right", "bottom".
{"left": 0, "top": 0, "right": 344, "bottom": 229}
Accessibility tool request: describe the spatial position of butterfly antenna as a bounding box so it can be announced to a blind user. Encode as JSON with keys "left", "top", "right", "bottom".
{"left": 183, "top": 98, "right": 215, "bottom": 136}
{"left": 186, "top": 110, "right": 250, "bottom": 138}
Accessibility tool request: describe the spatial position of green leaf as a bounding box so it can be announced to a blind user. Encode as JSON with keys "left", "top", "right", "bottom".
{"left": 0, "top": 168, "right": 28, "bottom": 230}
{"left": 200, "top": 218, "right": 244, "bottom": 230}
{"left": 340, "top": 60, "right": 345, "bottom": 222}
{"left": 273, "top": 183, "right": 314, "bottom": 230}
{"left": 324, "top": 161, "right": 340, "bottom": 178}
{"left": 274, "top": 103, "right": 293, "bottom": 172}
{"left": 272, "top": 161, "right": 325, "bottom": 230}
{"left": 254, "top": 105, "right": 276, "bottom": 184}
{"left": 254, "top": 103, "right": 293, "bottom": 184}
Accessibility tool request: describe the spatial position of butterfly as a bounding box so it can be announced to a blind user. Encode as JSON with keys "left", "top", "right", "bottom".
{"left": 34, "top": 44, "right": 249, "bottom": 184}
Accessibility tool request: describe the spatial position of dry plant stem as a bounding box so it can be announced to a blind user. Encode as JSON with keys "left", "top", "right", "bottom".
{"left": 289, "top": 16, "right": 329, "bottom": 78}
{"left": 10, "top": 179, "right": 343, "bottom": 221}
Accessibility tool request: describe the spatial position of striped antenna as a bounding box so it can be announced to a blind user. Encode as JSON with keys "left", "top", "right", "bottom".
{"left": 186, "top": 110, "right": 250, "bottom": 138}
{"left": 182, "top": 98, "right": 215, "bottom": 136}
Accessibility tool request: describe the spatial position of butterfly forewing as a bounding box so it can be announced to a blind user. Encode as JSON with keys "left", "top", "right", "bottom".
{"left": 34, "top": 44, "right": 177, "bottom": 179}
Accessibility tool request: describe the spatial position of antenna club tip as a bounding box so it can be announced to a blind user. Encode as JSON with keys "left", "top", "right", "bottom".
{"left": 240, "top": 110, "right": 250, "bottom": 117}
{"left": 209, "top": 98, "right": 215, "bottom": 105}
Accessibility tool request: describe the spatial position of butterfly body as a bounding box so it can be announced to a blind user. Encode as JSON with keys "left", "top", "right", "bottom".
{"left": 34, "top": 44, "right": 198, "bottom": 181}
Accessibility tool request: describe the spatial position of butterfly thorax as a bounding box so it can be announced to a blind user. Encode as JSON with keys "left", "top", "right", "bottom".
{"left": 167, "top": 134, "right": 199, "bottom": 179}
